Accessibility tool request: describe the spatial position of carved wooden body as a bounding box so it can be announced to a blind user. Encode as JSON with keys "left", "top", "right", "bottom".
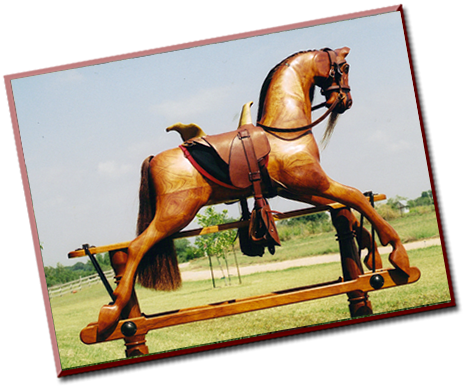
{"left": 94, "top": 47, "right": 412, "bottom": 337}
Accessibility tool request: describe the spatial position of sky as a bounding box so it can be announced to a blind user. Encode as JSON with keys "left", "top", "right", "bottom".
{"left": 10, "top": 10, "right": 431, "bottom": 267}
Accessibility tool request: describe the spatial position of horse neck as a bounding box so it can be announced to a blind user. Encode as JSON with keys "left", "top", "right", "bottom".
{"left": 258, "top": 51, "right": 318, "bottom": 130}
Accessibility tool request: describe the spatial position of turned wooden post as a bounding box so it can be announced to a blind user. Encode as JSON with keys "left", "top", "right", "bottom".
{"left": 330, "top": 207, "right": 373, "bottom": 317}
{"left": 109, "top": 249, "right": 149, "bottom": 357}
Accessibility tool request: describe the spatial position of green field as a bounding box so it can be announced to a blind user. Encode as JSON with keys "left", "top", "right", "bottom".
{"left": 184, "top": 205, "right": 441, "bottom": 271}
{"left": 49, "top": 207, "right": 451, "bottom": 373}
{"left": 51, "top": 249, "right": 450, "bottom": 371}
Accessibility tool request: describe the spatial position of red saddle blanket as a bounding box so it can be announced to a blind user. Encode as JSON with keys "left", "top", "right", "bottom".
{"left": 179, "top": 142, "right": 238, "bottom": 189}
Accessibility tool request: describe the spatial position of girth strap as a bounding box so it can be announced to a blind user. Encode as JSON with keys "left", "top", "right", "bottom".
{"left": 236, "top": 128, "right": 263, "bottom": 201}
{"left": 236, "top": 128, "right": 281, "bottom": 250}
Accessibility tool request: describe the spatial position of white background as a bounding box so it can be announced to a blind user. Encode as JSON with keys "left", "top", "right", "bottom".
{"left": 1, "top": 1, "right": 467, "bottom": 387}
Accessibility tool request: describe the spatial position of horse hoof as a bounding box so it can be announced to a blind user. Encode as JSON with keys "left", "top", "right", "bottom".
{"left": 97, "top": 304, "right": 121, "bottom": 336}
{"left": 389, "top": 244, "right": 411, "bottom": 276}
{"left": 364, "top": 250, "right": 383, "bottom": 271}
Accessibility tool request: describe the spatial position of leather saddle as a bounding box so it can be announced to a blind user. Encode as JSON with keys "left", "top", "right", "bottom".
{"left": 187, "top": 123, "right": 270, "bottom": 189}
{"left": 183, "top": 123, "right": 281, "bottom": 255}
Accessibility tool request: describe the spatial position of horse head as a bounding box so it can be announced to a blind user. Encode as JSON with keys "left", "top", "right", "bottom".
{"left": 316, "top": 47, "right": 352, "bottom": 114}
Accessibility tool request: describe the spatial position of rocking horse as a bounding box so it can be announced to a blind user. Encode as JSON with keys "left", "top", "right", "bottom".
{"left": 69, "top": 47, "right": 420, "bottom": 355}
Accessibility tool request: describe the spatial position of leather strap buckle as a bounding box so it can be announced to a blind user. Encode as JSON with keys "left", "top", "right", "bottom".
{"left": 238, "top": 129, "right": 250, "bottom": 139}
{"left": 249, "top": 171, "right": 261, "bottom": 182}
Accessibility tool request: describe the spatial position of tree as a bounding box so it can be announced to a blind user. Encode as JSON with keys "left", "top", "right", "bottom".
{"left": 281, "top": 211, "right": 329, "bottom": 226}
{"left": 411, "top": 190, "right": 434, "bottom": 207}
{"left": 43, "top": 252, "right": 112, "bottom": 287}
{"left": 195, "top": 207, "right": 237, "bottom": 259}
{"left": 174, "top": 238, "right": 203, "bottom": 262}
{"left": 195, "top": 207, "right": 238, "bottom": 286}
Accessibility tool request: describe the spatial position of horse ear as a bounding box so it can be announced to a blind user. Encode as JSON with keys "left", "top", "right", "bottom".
{"left": 337, "top": 47, "right": 350, "bottom": 59}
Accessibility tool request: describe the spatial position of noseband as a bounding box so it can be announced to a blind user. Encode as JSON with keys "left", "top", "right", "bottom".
{"left": 257, "top": 49, "right": 351, "bottom": 137}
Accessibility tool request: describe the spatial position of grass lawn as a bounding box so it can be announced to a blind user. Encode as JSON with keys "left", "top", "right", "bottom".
{"left": 52, "top": 240, "right": 451, "bottom": 373}
{"left": 183, "top": 205, "right": 441, "bottom": 271}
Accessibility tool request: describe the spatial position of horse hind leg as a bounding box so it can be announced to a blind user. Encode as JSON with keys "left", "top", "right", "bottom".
{"left": 97, "top": 190, "right": 209, "bottom": 336}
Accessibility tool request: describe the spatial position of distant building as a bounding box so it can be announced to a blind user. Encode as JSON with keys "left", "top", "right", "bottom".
{"left": 397, "top": 200, "right": 410, "bottom": 214}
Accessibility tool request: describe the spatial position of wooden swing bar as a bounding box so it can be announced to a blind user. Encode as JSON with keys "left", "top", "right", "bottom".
{"left": 68, "top": 194, "right": 386, "bottom": 259}
{"left": 80, "top": 266, "right": 420, "bottom": 344}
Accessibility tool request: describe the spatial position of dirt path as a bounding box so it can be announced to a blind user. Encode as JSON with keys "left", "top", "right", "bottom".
{"left": 180, "top": 237, "right": 441, "bottom": 282}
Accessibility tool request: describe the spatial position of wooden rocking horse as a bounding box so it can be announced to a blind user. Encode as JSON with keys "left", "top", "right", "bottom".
{"left": 70, "top": 47, "right": 420, "bottom": 354}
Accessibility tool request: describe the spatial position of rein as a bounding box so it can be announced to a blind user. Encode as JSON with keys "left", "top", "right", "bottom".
{"left": 257, "top": 95, "right": 341, "bottom": 139}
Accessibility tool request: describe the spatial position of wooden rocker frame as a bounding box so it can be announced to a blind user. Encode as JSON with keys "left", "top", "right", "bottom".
{"left": 68, "top": 193, "right": 420, "bottom": 357}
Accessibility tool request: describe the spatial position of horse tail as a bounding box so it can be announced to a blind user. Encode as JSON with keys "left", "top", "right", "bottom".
{"left": 136, "top": 156, "right": 155, "bottom": 235}
{"left": 135, "top": 156, "right": 182, "bottom": 291}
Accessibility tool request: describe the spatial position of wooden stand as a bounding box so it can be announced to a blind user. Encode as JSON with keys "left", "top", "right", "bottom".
{"left": 69, "top": 194, "right": 420, "bottom": 353}
{"left": 331, "top": 207, "right": 373, "bottom": 317}
{"left": 108, "top": 249, "right": 149, "bottom": 357}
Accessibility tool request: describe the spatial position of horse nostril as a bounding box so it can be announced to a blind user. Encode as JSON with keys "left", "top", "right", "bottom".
{"left": 347, "top": 99, "right": 352, "bottom": 108}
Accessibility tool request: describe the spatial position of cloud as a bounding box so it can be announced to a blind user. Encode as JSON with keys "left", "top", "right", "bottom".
{"left": 98, "top": 160, "right": 133, "bottom": 179}
{"left": 150, "top": 85, "right": 232, "bottom": 122}
{"left": 366, "top": 127, "right": 413, "bottom": 156}
{"left": 387, "top": 137, "right": 412, "bottom": 152}
{"left": 55, "top": 69, "right": 85, "bottom": 84}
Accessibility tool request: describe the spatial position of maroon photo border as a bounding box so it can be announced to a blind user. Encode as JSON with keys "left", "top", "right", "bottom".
{"left": 4, "top": 4, "right": 455, "bottom": 377}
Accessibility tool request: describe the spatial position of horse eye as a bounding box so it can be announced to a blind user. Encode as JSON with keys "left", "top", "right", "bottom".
{"left": 343, "top": 64, "right": 350, "bottom": 74}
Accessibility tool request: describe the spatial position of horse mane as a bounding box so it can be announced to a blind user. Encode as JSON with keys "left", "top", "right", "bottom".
{"left": 256, "top": 50, "right": 316, "bottom": 123}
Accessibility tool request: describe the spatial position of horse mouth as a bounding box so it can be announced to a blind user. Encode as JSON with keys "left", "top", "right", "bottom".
{"left": 327, "top": 92, "right": 352, "bottom": 113}
{"left": 335, "top": 98, "right": 352, "bottom": 113}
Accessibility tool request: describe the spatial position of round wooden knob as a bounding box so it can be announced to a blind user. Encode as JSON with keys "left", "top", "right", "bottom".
{"left": 369, "top": 274, "right": 385, "bottom": 289}
{"left": 121, "top": 321, "right": 137, "bottom": 337}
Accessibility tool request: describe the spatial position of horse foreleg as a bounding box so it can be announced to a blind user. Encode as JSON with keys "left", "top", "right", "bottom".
{"left": 97, "top": 190, "right": 209, "bottom": 336}
{"left": 338, "top": 206, "right": 383, "bottom": 271}
{"left": 278, "top": 190, "right": 382, "bottom": 270}
{"left": 317, "top": 180, "right": 410, "bottom": 275}
{"left": 353, "top": 217, "right": 383, "bottom": 270}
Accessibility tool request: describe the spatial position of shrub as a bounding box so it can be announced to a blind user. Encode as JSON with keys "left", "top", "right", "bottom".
{"left": 174, "top": 238, "right": 203, "bottom": 263}
{"left": 278, "top": 226, "right": 292, "bottom": 242}
{"left": 377, "top": 204, "right": 401, "bottom": 221}
{"left": 277, "top": 213, "right": 333, "bottom": 242}
{"left": 406, "top": 204, "right": 435, "bottom": 216}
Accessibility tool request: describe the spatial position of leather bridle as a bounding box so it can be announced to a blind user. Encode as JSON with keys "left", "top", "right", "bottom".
{"left": 258, "top": 48, "right": 351, "bottom": 136}
{"left": 320, "top": 48, "right": 351, "bottom": 97}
